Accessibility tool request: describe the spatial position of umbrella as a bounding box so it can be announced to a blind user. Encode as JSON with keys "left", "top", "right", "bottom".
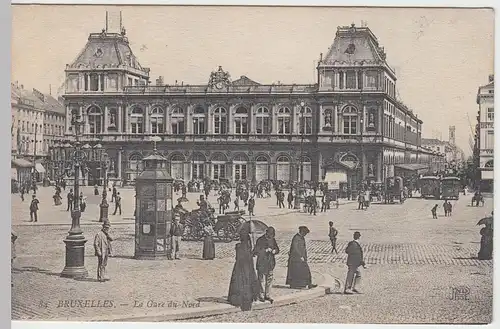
{"left": 477, "top": 216, "right": 493, "bottom": 227}
{"left": 239, "top": 220, "right": 268, "bottom": 248}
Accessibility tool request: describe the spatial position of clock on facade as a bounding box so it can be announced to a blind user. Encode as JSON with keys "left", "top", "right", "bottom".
{"left": 215, "top": 81, "right": 224, "bottom": 89}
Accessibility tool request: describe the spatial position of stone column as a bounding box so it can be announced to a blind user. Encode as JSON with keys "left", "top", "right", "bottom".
{"left": 271, "top": 104, "right": 278, "bottom": 134}
{"left": 343, "top": 72, "right": 347, "bottom": 89}
{"left": 228, "top": 105, "right": 234, "bottom": 134}
{"left": 186, "top": 105, "right": 194, "bottom": 134}
{"left": 207, "top": 105, "right": 213, "bottom": 134}
{"left": 376, "top": 151, "right": 383, "bottom": 182}
{"left": 117, "top": 149, "right": 122, "bottom": 181}
{"left": 334, "top": 104, "right": 338, "bottom": 133}
{"left": 117, "top": 105, "right": 122, "bottom": 133}
{"left": 104, "top": 105, "right": 109, "bottom": 133}
{"left": 250, "top": 104, "right": 256, "bottom": 134}
{"left": 355, "top": 70, "right": 359, "bottom": 89}
{"left": 65, "top": 105, "right": 70, "bottom": 135}
{"left": 144, "top": 104, "right": 150, "bottom": 134}
{"left": 362, "top": 104, "right": 366, "bottom": 134}
{"left": 125, "top": 106, "right": 130, "bottom": 134}
{"left": 361, "top": 152, "right": 367, "bottom": 179}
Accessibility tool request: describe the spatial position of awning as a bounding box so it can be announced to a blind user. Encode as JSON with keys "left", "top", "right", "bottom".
{"left": 11, "top": 158, "right": 34, "bottom": 168}
{"left": 35, "top": 163, "right": 46, "bottom": 173}
{"left": 395, "top": 164, "right": 429, "bottom": 172}
{"left": 11, "top": 168, "right": 17, "bottom": 180}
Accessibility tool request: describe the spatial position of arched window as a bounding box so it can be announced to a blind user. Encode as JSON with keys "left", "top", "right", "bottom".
{"left": 88, "top": 106, "right": 103, "bottom": 134}
{"left": 234, "top": 107, "right": 248, "bottom": 134}
{"left": 192, "top": 153, "right": 206, "bottom": 179}
{"left": 255, "top": 155, "right": 269, "bottom": 182}
{"left": 192, "top": 106, "right": 205, "bottom": 135}
{"left": 342, "top": 105, "right": 358, "bottom": 135}
{"left": 170, "top": 153, "right": 185, "bottom": 179}
{"left": 277, "top": 107, "right": 291, "bottom": 137}
{"left": 256, "top": 106, "right": 270, "bottom": 135}
{"left": 300, "top": 156, "right": 312, "bottom": 181}
{"left": 299, "top": 106, "right": 313, "bottom": 135}
{"left": 233, "top": 153, "right": 248, "bottom": 181}
{"left": 130, "top": 107, "right": 144, "bottom": 134}
{"left": 171, "top": 107, "right": 185, "bottom": 135}
{"left": 150, "top": 106, "right": 164, "bottom": 134}
{"left": 214, "top": 107, "right": 227, "bottom": 135}
{"left": 485, "top": 160, "right": 493, "bottom": 168}
{"left": 211, "top": 153, "right": 227, "bottom": 180}
{"left": 276, "top": 155, "right": 291, "bottom": 181}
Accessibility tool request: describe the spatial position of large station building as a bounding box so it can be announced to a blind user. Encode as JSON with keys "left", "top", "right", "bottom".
{"left": 59, "top": 17, "right": 439, "bottom": 188}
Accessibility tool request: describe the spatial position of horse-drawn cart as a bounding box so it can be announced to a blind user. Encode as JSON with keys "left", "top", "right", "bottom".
{"left": 214, "top": 210, "right": 246, "bottom": 242}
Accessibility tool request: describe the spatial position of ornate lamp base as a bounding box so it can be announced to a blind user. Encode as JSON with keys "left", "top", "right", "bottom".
{"left": 99, "top": 202, "right": 109, "bottom": 222}
{"left": 60, "top": 235, "right": 88, "bottom": 278}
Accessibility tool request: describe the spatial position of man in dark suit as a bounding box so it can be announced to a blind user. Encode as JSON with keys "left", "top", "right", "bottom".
{"left": 344, "top": 231, "right": 367, "bottom": 294}
{"left": 253, "top": 227, "right": 279, "bottom": 303}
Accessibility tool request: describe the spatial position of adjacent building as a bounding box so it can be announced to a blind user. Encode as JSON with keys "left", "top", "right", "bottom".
{"left": 11, "top": 82, "right": 65, "bottom": 185}
{"left": 475, "top": 74, "right": 494, "bottom": 192}
{"left": 60, "top": 17, "right": 436, "bottom": 189}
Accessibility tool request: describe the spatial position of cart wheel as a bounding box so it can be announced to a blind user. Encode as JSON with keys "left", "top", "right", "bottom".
{"left": 222, "top": 226, "right": 234, "bottom": 243}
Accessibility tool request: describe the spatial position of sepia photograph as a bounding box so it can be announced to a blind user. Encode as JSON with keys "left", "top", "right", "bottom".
{"left": 10, "top": 4, "right": 494, "bottom": 324}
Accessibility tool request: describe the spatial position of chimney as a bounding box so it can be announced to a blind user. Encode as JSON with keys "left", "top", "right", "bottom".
{"left": 488, "top": 74, "right": 494, "bottom": 82}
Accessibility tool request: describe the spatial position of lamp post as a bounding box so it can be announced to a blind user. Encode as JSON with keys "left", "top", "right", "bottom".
{"left": 99, "top": 150, "right": 109, "bottom": 222}
{"left": 60, "top": 111, "right": 88, "bottom": 279}
{"left": 299, "top": 101, "right": 305, "bottom": 185}
{"left": 360, "top": 116, "right": 364, "bottom": 190}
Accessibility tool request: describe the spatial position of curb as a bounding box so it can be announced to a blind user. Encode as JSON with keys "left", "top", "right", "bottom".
{"left": 51, "top": 272, "right": 336, "bottom": 322}
{"left": 12, "top": 221, "right": 134, "bottom": 227}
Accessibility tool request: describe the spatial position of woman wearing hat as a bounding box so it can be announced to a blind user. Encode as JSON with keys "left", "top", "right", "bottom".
{"left": 286, "top": 226, "right": 317, "bottom": 289}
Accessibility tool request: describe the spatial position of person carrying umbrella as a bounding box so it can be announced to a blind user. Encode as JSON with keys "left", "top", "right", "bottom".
{"left": 477, "top": 212, "right": 493, "bottom": 260}
{"left": 253, "top": 226, "right": 279, "bottom": 303}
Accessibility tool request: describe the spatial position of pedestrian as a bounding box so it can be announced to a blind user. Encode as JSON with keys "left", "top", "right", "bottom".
{"left": 287, "top": 190, "right": 294, "bottom": 209}
{"left": 227, "top": 233, "right": 260, "bottom": 311}
{"left": 442, "top": 201, "right": 448, "bottom": 217}
{"left": 94, "top": 185, "right": 99, "bottom": 196}
{"left": 170, "top": 217, "right": 183, "bottom": 259}
{"left": 248, "top": 196, "right": 255, "bottom": 216}
{"left": 53, "top": 189, "right": 62, "bottom": 206}
{"left": 80, "top": 192, "right": 87, "bottom": 212}
{"left": 29, "top": 194, "right": 39, "bottom": 222}
{"left": 447, "top": 201, "right": 453, "bottom": 216}
{"left": 321, "top": 193, "right": 328, "bottom": 212}
{"left": 431, "top": 204, "right": 438, "bottom": 219}
{"left": 11, "top": 231, "right": 18, "bottom": 266}
{"left": 202, "top": 224, "right": 216, "bottom": 260}
{"left": 20, "top": 186, "right": 25, "bottom": 202}
{"left": 234, "top": 196, "right": 240, "bottom": 211}
{"left": 358, "top": 192, "right": 365, "bottom": 210}
{"left": 253, "top": 227, "right": 279, "bottom": 304}
{"left": 93, "top": 221, "right": 113, "bottom": 282}
{"left": 67, "top": 189, "right": 74, "bottom": 212}
{"left": 309, "top": 195, "right": 317, "bottom": 216}
{"left": 344, "top": 231, "right": 367, "bottom": 294}
{"left": 285, "top": 226, "right": 317, "bottom": 289}
{"left": 112, "top": 185, "right": 117, "bottom": 202}
{"left": 112, "top": 192, "right": 122, "bottom": 215}
{"left": 328, "top": 221, "right": 338, "bottom": 254}
{"left": 335, "top": 198, "right": 340, "bottom": 209}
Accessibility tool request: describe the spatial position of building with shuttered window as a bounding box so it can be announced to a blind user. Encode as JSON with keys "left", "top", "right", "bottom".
{"left": 60, "top": 17, "right": 438, "bottom": 188}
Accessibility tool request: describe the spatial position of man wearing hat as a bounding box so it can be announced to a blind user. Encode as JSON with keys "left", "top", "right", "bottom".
{"left": 253, "top": 226, "right": 280, "bottom": 303}
{"left": 286, "top": 226, "right": 317, "bottom": 289}
{"left": 94, "top": 221, "right": 113, "bottom": 282}
{"left": 344, "top": 231, "right": 366, "bottom": 294}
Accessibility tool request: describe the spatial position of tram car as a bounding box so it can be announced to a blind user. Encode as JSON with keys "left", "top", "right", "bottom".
{"left": 419, "top": 176, "right": 441, "bottom": 199}
{"left": 441, "top": 176, "right": 461, "bottom": 200}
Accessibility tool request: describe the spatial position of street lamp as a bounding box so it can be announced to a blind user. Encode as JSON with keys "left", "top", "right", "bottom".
{"left": 360, "top": 116, "right": 364, "bottom": 190}
{"left": 99, "top": 149, "right": 110, "bottom": 223}
{"left": 60, "top": 111, "right": 88, "bottom": 279}
{"left": 299, "top": 101, "right": 305, "bottom": 185}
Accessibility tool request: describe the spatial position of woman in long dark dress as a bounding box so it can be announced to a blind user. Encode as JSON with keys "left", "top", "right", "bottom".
{"left": 228, "top": 233, "right": 260, "bottom": 311}
{"left": 286, "top": 226, "right": 316, "bottom": 289}
{"left": 202, "top": 225, "right": 216, "bottom": 260}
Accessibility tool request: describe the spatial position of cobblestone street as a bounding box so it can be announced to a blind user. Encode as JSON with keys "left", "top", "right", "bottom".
{"left": 11, "top": 188, "right": 493, "bottom": 323}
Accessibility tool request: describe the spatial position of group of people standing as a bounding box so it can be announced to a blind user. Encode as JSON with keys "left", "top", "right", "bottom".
{"left": 228, "top": 226, "right": 317, "bottom": 311}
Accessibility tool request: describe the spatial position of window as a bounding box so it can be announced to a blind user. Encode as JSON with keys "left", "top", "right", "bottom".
{"left": 150, "top": 106, "right": 164, "bottom": 134}
{"left": 277, "top": 107, "right": 291, "bottom": 137}
{"left": 88, "top": 106, "right": 103, "bottom": 134}
{"left": 339, "top": 71, "right": 344, "bottom": 89}
{"left": 170, "top": 154, "right": 185, "bottom": 179}
{"left": 171, "top": 107, "right": 185, "bottom": 135}
{"left": 89, "top": 74, "right": 100, "bottom": 91}
{"left": 256, "top": 106, "right": 270, "bottom": 134}
{"left": 211, "top": 153, "right": 227, "bottom": 180}
{"left": 234, "top": 107, "right": 248, "bottom": 134}
{"left": 346, "top": 70, "right": 356, "bottom": 89}
{"left": 128, "top": 78, "right": 133, "bottom": 86}
{"left": 342, "top": 106, "right": 358, "bottom": 134}
{"left": 299, "top": 106, "right": 313, "bottom": 135}
{"left": 255, "top": 155, "right": 269, "bottom": 182}
{"left": 276, "top": 155, "right": 291, "bottom": 182}
{"left": 365, "top": 70, "right": 378, "bottom": 88}
{"left": 214, "top": 107, "right": 227, "bottom": 134}
{"left": 487, "top": 108, "right": 494, "bottom": 121}
{"left": 233, "top": 154, "right": 248, "bottom": 181}
{"left": 192, "top": 106, "right": 205, "bottom": 135}
{"left": 192, "top": 153, "right": 206, "bottom": 179}
{"left": 485, "top": 130, "right": 494, "bottom": 149}
{"left": 130, "top": 107, "right": 144, "bottom": 134}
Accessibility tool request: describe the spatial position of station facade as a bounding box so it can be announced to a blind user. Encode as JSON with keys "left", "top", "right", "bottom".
{"left": 61, "top": 21, "right": 439, "bottom": 188}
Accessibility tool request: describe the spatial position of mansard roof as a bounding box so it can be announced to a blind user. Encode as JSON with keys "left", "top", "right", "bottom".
{"left": 321, "top": 24, "right": 395, "bottom": 77}
{"left": 67, "top": 30, "right": 149, "bottom": 78}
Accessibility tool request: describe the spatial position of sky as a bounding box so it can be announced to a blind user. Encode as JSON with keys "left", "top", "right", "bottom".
{"left": 11, "top": 5, "right": 494, "bottom": 156}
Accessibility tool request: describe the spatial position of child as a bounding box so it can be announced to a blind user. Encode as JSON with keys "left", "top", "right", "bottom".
{"left": 431, "top": 204, "right": 438, "bottom": 219}
{"left": 328, "top": 221, "right": 338, "bottom": 253}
